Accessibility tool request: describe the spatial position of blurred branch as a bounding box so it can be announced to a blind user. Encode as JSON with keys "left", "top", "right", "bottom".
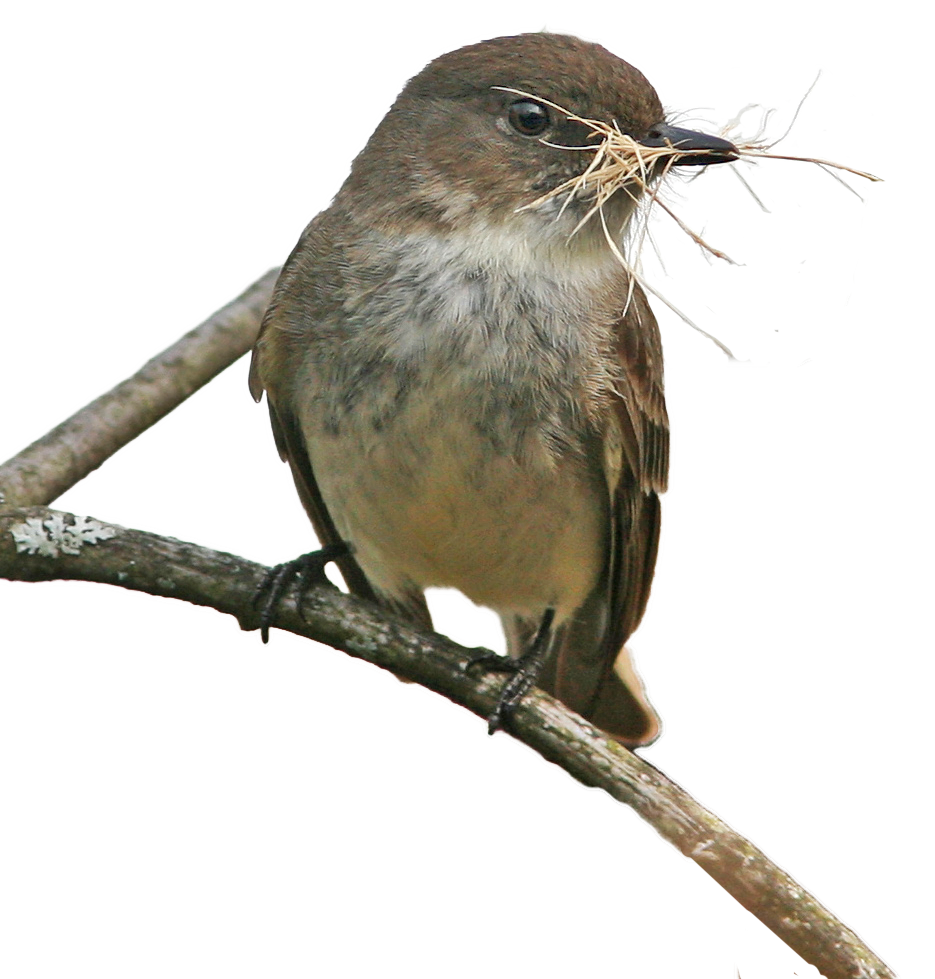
{"left": 0, "top": 505, "right": 894, "bottom": 979}
{"left": 0, "top": 269, "right": 279, "bottom": 509}
{"left": 542, "top": 7, "right": 633, "bottom": 41}
{"left": 646, "top": 65, "right": 900, "bottom": 683}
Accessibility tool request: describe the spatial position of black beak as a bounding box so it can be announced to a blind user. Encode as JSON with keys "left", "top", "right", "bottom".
{"left": 641, "top": 122, "right": 738, "bottom": 167}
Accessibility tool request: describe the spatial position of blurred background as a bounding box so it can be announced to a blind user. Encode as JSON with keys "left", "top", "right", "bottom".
{"left": 1, "top": 3, "right": 927, "bottom": 976}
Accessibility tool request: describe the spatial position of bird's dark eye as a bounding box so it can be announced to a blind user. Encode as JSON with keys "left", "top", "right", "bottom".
{"left": 507, "top": 100, "right": 550, "bottom": 137}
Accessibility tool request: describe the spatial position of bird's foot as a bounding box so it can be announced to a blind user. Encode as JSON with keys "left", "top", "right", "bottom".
{"left": 253, "top": 542, "right": 349, "bottom": 642}
{"left": 483, "top": 654, "right": 545, "bottom": 735}
{"left": 465, "top": 608, "right": 555, "bottom": 735}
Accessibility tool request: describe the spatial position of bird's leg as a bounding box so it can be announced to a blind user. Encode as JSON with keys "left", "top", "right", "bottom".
{"left": 253, "top": 542, "right": 350, "bottom": 642}
{"left": 467, "top": 608, "right": 556, "bottom": 735}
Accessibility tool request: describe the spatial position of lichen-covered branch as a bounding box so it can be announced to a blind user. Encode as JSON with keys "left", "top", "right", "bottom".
{"left": 0, "top": 506, "right": 894, "bottom": 979}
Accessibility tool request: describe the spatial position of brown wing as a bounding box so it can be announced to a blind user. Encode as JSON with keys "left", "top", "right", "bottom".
{"left": 603, "top": 281, "right": 669, "bottom": 647}
{"left": 536, "top": 282, "right": 668, "bottom": 745}
{"left": 249, "top": 249, "right": 432, "bottom": 631}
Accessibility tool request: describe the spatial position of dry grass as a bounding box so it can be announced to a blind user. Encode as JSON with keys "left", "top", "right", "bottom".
{"left": 494, "top": 86, "right": 880, "bottom": 355}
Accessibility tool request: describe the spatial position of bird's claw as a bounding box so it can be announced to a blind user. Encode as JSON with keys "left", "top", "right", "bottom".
{"left": 253, "top": 542, "right": 349, "bottom": 642}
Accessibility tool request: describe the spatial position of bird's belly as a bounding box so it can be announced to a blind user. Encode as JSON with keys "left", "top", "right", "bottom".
{"left": 307, "top": 401, "right": 605, "bottom": 620}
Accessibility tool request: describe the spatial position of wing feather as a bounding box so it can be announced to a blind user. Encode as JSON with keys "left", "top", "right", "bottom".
{"left": 250, "top": 246, "right": 432, "bottom": 631}
{"left": 536, "top": 282, "right": 668, "bottom": 745}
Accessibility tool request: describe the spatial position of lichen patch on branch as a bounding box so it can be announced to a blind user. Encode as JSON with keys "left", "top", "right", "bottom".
{"left": 11, "top": 513, "right": 117, "bottom": 558}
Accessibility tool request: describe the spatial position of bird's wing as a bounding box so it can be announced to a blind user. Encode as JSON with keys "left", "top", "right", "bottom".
{"left": 536, "top": 281, "right": 668, "bottom": 745}
{"left": 248, "top": 236, "right": 432, "bottom": 631}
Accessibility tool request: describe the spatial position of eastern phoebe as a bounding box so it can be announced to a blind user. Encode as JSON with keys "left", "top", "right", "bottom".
{"left": 250, "top": 33, "right": 737, "bottom": 744}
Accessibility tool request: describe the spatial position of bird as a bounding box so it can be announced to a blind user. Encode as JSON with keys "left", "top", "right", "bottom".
{"left": 249, "top": 32, "right": 737, "bottom": 744}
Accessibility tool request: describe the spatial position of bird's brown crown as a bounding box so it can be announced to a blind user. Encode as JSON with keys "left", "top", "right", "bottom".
{"left": 339, "top": 33, "right": 666, "bottom": 233}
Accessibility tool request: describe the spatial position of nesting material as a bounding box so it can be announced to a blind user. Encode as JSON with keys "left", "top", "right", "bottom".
{"left": 495, "top": 86, "right": 880, "bottom": 354}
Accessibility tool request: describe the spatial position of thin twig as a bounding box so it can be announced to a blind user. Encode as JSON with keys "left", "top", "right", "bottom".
{"left": 0, "top": 506, "right": 894, "bottom": 979}
{"left": 0, "top": 269, "right": 280, "bottom": 509}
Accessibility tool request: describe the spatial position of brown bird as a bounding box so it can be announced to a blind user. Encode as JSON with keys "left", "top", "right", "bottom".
{"left": 249, "top": 32, "right": 737, "bottom": 744}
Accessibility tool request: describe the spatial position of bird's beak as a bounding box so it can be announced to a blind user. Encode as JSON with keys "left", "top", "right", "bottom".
{"left": 641, "top": 123, "right": 738, "bottom": 166}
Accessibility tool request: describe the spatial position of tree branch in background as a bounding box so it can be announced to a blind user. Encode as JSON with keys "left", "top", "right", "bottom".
{"left": 0, "top": 506, "right": 894, "bottom": 979}
{"left": 0, "top": 268, "right": 279, "bottom": 509}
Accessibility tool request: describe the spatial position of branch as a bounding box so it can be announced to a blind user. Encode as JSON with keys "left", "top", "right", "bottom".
{"left": 0, "top": 269, "right": 279, "bottom": 509}
{"left": 0, "top": 506, "right": 894, "bottom": 979}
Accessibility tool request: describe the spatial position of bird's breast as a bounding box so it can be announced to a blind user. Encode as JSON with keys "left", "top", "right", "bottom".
{"left": 304, "top": 367, "right": 607, "bottom": 619}
{"left": 292, "top": 229, "right": 621, "bottom": 618}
